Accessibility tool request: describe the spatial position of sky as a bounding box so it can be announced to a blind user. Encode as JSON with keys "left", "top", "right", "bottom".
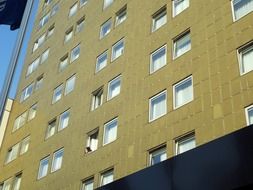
{"left": 0, "top": 0, "right": 39, "bottom": 99}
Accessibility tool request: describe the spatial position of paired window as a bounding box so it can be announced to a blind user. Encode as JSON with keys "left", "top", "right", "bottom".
{"left": 173, "top": 30, "right": 191, "bottom": 59}
{"left": 173, "top": 0, "right": 189, "bottom": 17}
{"left": 115, "top": 6, "right": 127, "bottom": 26}
{"left": 103, "top": 0, "right": 113, "bottom": 9}
{"left": 238, "top": 42, "right": 253, "bottom": 75}
{"left": 103, "top": 118, "right": 118, "bottom": 145}
{"left": 69, "top": 3, "right": 78, "bottom": 17}
{"left": 245, "top": 105, "right": 253, "bottom": 126}
{"left": 231, "top": 0, "right": 253, "bottom": 21}
{"left": 64, "top": 27, "right": 74, "bottom": 43}
{"left": 111, "top": 39, "right": 124, "bottom": 61}
{"left": 70, "top": 44, "right": 81, "bottom": 62}
{"left": 150, "top": 45, "right": 167, "bottom": 73}
{"left": 100, "top": 169, "right": 114, "bottom": 186}
{"left": 152, "top": 7, "right": 167, "bottom": 32}
{"left": 149, "top": 91, "right": 167, "bottom": 122}
{"left": 20, "top": 83, "right": 34, "bottom": 102}
{"left": 173, "top": 76, "right": 193, "bottom": 109}
{"left": 91, "top": 87, "right": 103, "bottom": 110}
{"left": 149, "top": 146, "right": 167, "bottom": 166}
{"left": 86, "top": 129, "right": 99, "bottom": 153}
{"left": 175, "top": 133, "right": 196, "bottom": 155}
{"left": 96, "top": 51, "right": 108, "bottom": 72}
{"left": 107, "top": 75, "right": 121, "bottom": 100}
{"left": 100, "top": 19, "right": 112, "bottom": 39}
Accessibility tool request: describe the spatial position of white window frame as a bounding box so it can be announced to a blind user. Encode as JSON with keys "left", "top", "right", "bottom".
{"left": 96, "top": 51, "right": 108, "bottom": 73}
{"left": 41, "top": 48, "right": 50, "bottom": 64}
{"left": 149, "top": 90, "right": 167, "bottom": 122}
{"left": 45, "top": 119, "right": 57, "bottom": 139}
{"left": 86, "top": 129, "right": 99, "bottom": 153}
{"left": 172, "top": 0, "right": 190, "bottom": 17}
{"left": 69, "top": 2, "right": 78, "bottom": 17}
{"left": 59, "top": 55, "right": 69, "bottom": 72}
{"left": 20, "top": 136, "right": 30, "bottom": 155}
{"left": 107, "top": 75, "right": 121, "bottom": 100}
{"left": 13, "top": 111, "right": 27, "bottom": 132}
{"left": 175, "top": 133, "right": 196, "bottom": 155}
{"left": 82, "top": 178, "right": 94, "bottom": 190}
{"left": 80, "top": 0, "right": 88, "bottom": 7}
{"left": 103, "top": 118, "right": 118, "bottom": 145}
{"left": 47, "top": 25, "right": 55, "bottom": 37}
{"left": 91, "top": 87, "right": 103, "bottom": 110}
{"left": 26, "top": 57, "right": 40, "bottom": 76}
{"left": 100, "top": 169, "right": 114, "bottom": 186}
{"left": 100, "top": 19, "right": 112, "bottom": 39}
{"left": 12, "top": 173, "right": 22, "bottom": 190}
{"left": 103, "top": 0, "right": 114, "bottom": 10}
{"left": 115, "top": 6, "right": 127, "bottom": 26}
{"left": 111, "top": 38, "right": 124, "bottom": 61}
{"left": 70, "top": 44, "right": 80, "bottom": 63}
{"left": 38, "top": 156, "right": 50, "bottom": 179}
{"left": 152, "top": 7, "right": 167, "bottom": 32}
{"left": 58, "top": 109, "right": 70, "bottom": 131}
{"left": 28, "top": 103, "right": 37, "bottom": 121}
{"left": 20, "top": 83, "right": 34, "bottom": 102}
{"left": 35, "top": 75, "right": 43, "bottom": 91}
{"left": 173, "top": 30, "right": 191, "bottom": 59}
{"left": 51, "top": 3, "right": 59, "bottom": 16}
{"left": 64, "top": 27, "right": 74, "bottom": 43}
{"left": 237, "top": 41, "right": 253, "bottom": 75}
{"left": 51, "top": 148, "right": 64, "bottom": 172}
{"left": 150, "top": 45, "right": 167, "bottom": 74}
{"left": 65, "top": 74, "right": 76, "bottom": 95}
{"left": 245, "top": 105, "right": 253, "bottom": 126}
{"left": 149, "top": 146, "right": 167, "bottom": 166}
{"left": 52, "top": 84, "right": 63, "bottom": 104}
{"left": 5, "top": 143, "right": 20, "bottom": 164}
{"left": 231, "top": 0, "right": 253, "bottom": 21}
{"left": 76, "top": 17, "right": 85, "bottom": 33}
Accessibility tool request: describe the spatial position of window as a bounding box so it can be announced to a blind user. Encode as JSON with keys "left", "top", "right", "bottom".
{"left": 41, "top": 48, "right": 50, "bottom": 64}
{"left": 51, "top": 148, "right": 64, "bottom": 172}
{"left": 26, "top": 57, "right": 39, "bottom": 76}
{"left": 20, "top": 83, "right": 34, "bottom": 102}
{"left": 152, "top": 7, "right": 167, "bottom": 32}
{"left": 245, "top": 105, "right": 253, "bottom": 125}
{"left": 33, "top": 33, "right": 46, "bottom": 52}
{"left": 150, "top": 45, "right": 167, "bottom": 73}
{"left": 76, "top": 18, "right": 85, "bottom": 33}
{"left": 51, "top": 3, "right": 59, "bottom": 16}
{"left": 91, "top": 87, "right": 103, "bottom": 110}
{"left": 70, "top": 44, "right": 80, "bottom": 62}
{"left": 80, "top": 0, "right": 88, "bottom": 7}
{"left": 47, "top": 25, "right": 54, "bottom": 37}
{"left": 52, "top": 84, "right": 63, "bottom": 103}
{"left": 107, "top": 75, "right": 121, "bottom": 100}
{"left": 173, "top": 76, "right": 193, "bottom": 109}
{"left": 65, "top": 75, "right": 76, "bottom": 95}
{"left": 20, "top": 136, "right": 30, "bottom": 155}
{"left": 96, "top": 51, "right": 107, "bottom": 72}
{"left": 103, "top": 0, "right": 113, "bottom": 9}
{"left": 0, "top": 178, "right": 11, "bottom": 190}
{"left": 45, "top": 119, "right": 56, "bottom": 139}
{"left": 69, "top": 3, "right": 78, "bottom": 17}
{"left": 13, "top": 111, "right": 27, "bottom": 131}
{"left": 175, "top": 133, "right": 196, "bottom": 155}
{"left": 173, "top": 30, "right": 191, "bottom": 59}
{"left": 82, "top": 178, "right": 94, "bottom": 190}
{"left": 39, "top": 12, "right": 50, "bottom": 29}
{"left": 35, "top": 75, "right": 43, "bottom": 91}
{"left": 5, "top": 143, "right": 20, "bottom": 164}
{"left": 86, "top": 129, "right": 99, "bottom": 152}
{"left": 64, "top": 27, "right": 74, "bottom": 43}
{"left": 59, "top": 55, "right": 69, "bottom": 71}
{"left": 115, "top": 6, "right": 127, "bottom": 26}
{"left": 238, "top": 42, "right": 253, "bottom": 75}
{"left": 149, "top": 91, "right": 167, "bottom": 122}
{"left": 38, "top": 156, "right": 49, "bottom": 179}
{"left": 103, "top": 118, "right": 118, "bottom": 145}
{"left": 149, "top": 146, "right": 167, "bottom": 166}
{"left": 101, "top": 169, "right": 114, "bottom": 186}
{"left": 58, "top": 109, "right": 70, "bottom": 131}
{"left": 44, "top": 0, "right": 52, "bottom": 6}
{"left": 28, "top": 103, "right": 37, "bottom": 121}
{"left": 100, "top": 19, "right": 112, "bottom": 39}
{"left": 111, "top": 39, "right": 124, "bottom": 61}
{"left": 13, "top": 173, "right": 22, "bottom": 190}
{"left": 232, "top": 0, "right": 253, "bottom": 21}
{"left": 173, "top": 0, "right": 189, "bottom": 16}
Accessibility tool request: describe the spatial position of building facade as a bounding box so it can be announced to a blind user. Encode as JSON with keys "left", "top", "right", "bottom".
{"left": 0, "top": 0, "right": 253, "bottom": 189}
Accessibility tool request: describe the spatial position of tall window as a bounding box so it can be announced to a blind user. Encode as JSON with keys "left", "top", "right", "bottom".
{"left": 149, "top": 91, "right": 167, "bottom": 122}
{"left": 103, "top": 0, "right": 113, "bottom": 9}
{"left": 173, "top": 0, "right": 189, "bottom": 16}
{"left": 52, "top": 84, "right": 63, "bottom": 103}
{"left": 86, "top": 129, "right": 99, "bottom": 152}
{"left": 38, "top": 156, "right": 50, "bottom": 179}
{"left": 28, "top": 103, "right": 37, "bottom": 121}
{"left": 245, "top": 105, "right": 253, "bottom": 126}
{"left": 64, "top": 27, "right": 74, "bottom": 43}
{"left": 150, "top": 45, "right": 167, "bottom": 73}
{"left": 70, "top": 44, "right": 80, "bottom": 62}
{"left": 65, "top": 75, "right": 76, "bottom": 95}
{"left": 152, "top": 7, "right": 167, "bottom": 32}
{"left": 115, "top": 6, "right": 127, "bottom": 26}
{"left": 232, "top": 0, "right": 253, "bottom": 21}
{"left": 26, "top": 57, "right": 40, "bottom": 76}
{"left": 47, "top": 25, "right": 55, "bottom": 37}
{"left": 101, "top": 169, "right": 114, "bottom": 186}
{"left": 35, "top": 75, "right": 43, "bottom": 91}
{"left": 13, "top": 111, "right": 27, "bottom": 131}
{"left": 103, "top": 118, "right": 118, "bottom": 145}
{"left": 20, "top": 136, "right": 30, "bottom": 155}
{"left": 91, "top": 87, "right": 103, "bottom": 110}
{"left": 59, "top": 55, "right": 69, "bottom": 72}
{"left": 82, "top": 178, "right": 94, "bottom": 190}
{"left": 80, "top": 0, "right": 88, "bottom": 7}
{"left": 41, "top": 48, "right": 50, "bottom": 63}
{"left": 111, "top": 39, "right": 124, "bottom": 61}
{"left": 69, "top": 3, "right": 78, "bottom": 17}
{"left": 173, "top": 76, "right": 193, "bottom": 109}
{"left": 175, "top": 133, "right": 196, "bottom": 155}
{"left": 173, "top": 30, "right": 191, "bottom": 59}
{"left": 107, "top": 75, "right": 121, "bottom": 100}
{"left": 39, "top": 12, "right": 50, "bottom": 29}
{"left": 238, "top": 42, "right": 253, "bottom": 75}
{"left": 100, "top": 19, "right": 112, "bottom": 39}
{"left": 51, "top": 3, "right": 59, "bottom": 16}
{"left": 96, "top": 51, "right": 108, "bottom": 72}
{"left": 5, "top": 143, "right": 20, "bottom": 164}
{"left": 13, "top": 173, "right": 22, "bottom": 190}
{"left": 0, "top": 178, "right": 11, "bottom": 190}
{"left": 45, "top": 119, "right": 56, "bottom": 139}
{"left": 149, "top": 146, "right": 167, "bottom": 166}
{"left": 51, "top": 148, "right": 64, "bottom": 172}
{"left": 20, "top": 83, "right": 34, "bottom": 102}
{"left": 76, "top": 18, "right": 85, "bottom": 33}
{"left": 58, "top": 110, "right": 70, "bottom": 131}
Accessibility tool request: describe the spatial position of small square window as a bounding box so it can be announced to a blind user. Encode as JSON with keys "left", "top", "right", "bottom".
{"left": 82, "top": 178, "right": 94, "bottom": 190}
{"left": 152, "top": 7, "right": 167, "bottom": 32}
{"left": 231, "top": 0, "right": 253, "bottom": 21}
{"left": 149, "top": 146, "right": 167, "bottom": 166}
{"left": 76, "top": 18, "right": 85, "bottom": 33}
{"left": 58, "top": 109, "right": 70, "bottom": 131}
{"left": 111, "top": 39, "right": 124, "bottom": 61}
{"left": 245, "top": 105, "right": 253, "bottom": 126}
{"left": 173, "top": 30, "right": 191, "bottom": 59}
{"left": 35, "top": 75, "right": 43, "bottom": 91}
{"left": 96, "top": 51, "right": 108, "bottom": 72}
{"left": 107, "top": 75, "right": 121, "bottom": 100}
{"left": 86, "top": 129, "right": 99, "bottom": 153}
{"left": 100, "top": 169, "right": 114, "bottom": 186}
{"left": 91, "top": 87, "right": 103, "bottom": 110}
{"left": 45, "top": 119, "right": 56, "bottom": 139}
{"left": 150, "top": 45, "right": 167, "bottom": 73}
{"left": 173, "top": 76, "right": 193, "bottom": 109}
{"left": 103, "top": 118, "right": 118, "bottom": 145}
{"left": 51, "top": 148, "right": 64, "bottom": 172}
{"left": 28, "top": 103, "right": 37, "bottom": 121}
{"left": 52, "top": 84, "right": 63, "bottom": 104}
{"left": 70, "top": 44, "right": 80, "bottom": 62}
{"left": 59, "top": 55, "right": 69, "bottom": 72}
{"left": 64, "top": 27, "right": 74, "bottom": 43}
{"left": 175, "top": 133, "right": 196, "bottom": 155}
{"left": 173, "top": 0, "right": 189, "bottom": 17}
{"left": 20, "top": 136, "right": 30, "bottom": 155}
{"left": 103, "top": 0, "right": 113, "bottom": 9}
{"left": 115, "top": 6, "right": 127, "bottom": 26}
{"left": 65, "top": 74, "right": 76, "bottom": 95}
{"left": 149, "top": 91, "right": 167, "bottom": 122}
{"left": 69, "top": 3, "right": 78, "bottom": 17}
{"left": 238, "top": 42, "right": 253, "bottom": 75}
{"left": 100, "top": 19, "right": 112, "bottom": 39}
{"left": 38, "top": 156, "right": 50, "bottom": 179}
{"left": 41, "top": 48, "right": 50, "bottom": 64}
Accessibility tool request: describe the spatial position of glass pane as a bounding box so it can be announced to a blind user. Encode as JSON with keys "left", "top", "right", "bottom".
{"left": 175, "top": 77, "right": 193, "bottom": 108}
{"left": 177, "top": 136, "right": 196, "bottom": 154}
{"left": 59, "top": 110, "right": 70, "bottom": 130}
{"left": 150, "top": 92, "right": 166, "bottom": 121}
{"left": 96, "top": 52, "right": 107, "bottom": 72}
{"left": 151, "top": 46, "right": 166, "bottom": 73}
{"left": 234, "top": 0, "right": 253, "bottom": 20}
{"left": 38, "top": 157, "right": 49, "bottom": 179}
{"left": 247, "top": 107, "right": 253, "bottom": 125}
{"left": 104, "top": 119, "right": 117, "bottom": 144}
{"left": 108, "top": 77, "right": 121, "bottom": 99}
{"left": 242, "top": 47, "right": 253, "bottom": 74}
{"left": 65, "top": 75, "right": 76, "bottom": 95}
{"left": 174, "top": 32, "right": 191, "bottom": 58}
{"left": 52, "top": 149, "right": 64, "bottom": 171}
{"left": 174, "top": 0, "right": 189, "bottom": 16}
{"left": 112, "top": 40, "right": 124, "bottom": 60}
